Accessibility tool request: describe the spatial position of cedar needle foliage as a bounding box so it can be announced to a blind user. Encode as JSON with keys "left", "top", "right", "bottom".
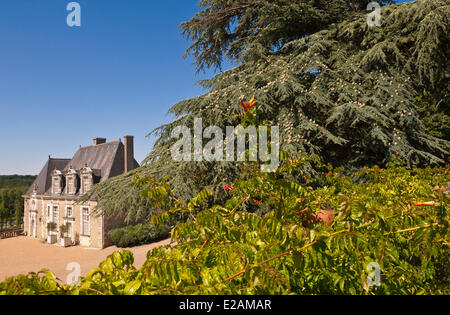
{"left": 81, "top": 0, "right": 449, "bottom": 217}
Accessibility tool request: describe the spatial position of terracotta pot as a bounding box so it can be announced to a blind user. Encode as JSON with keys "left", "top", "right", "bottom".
{"left": 314, "top": 209, "right": 335, "bottom": 226}
{"left": 303, "top": 209, "right": 335, "bottom": 227}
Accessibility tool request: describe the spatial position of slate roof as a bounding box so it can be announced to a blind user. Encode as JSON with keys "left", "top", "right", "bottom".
{"left": 26, "top": 140, "right": 139, "bottom": 197}
{"left": 26, "top": 158, "right": 71, "bottom": 195}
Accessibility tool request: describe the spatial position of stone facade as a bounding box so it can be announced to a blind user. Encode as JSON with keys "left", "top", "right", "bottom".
{"left": 23, "top": 136, "right": 138, "bottom": 249}
{"left": 23, "top": 196, "right": 104, "bottom": 248}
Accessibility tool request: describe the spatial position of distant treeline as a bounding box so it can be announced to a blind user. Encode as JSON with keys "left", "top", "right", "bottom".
{"left": 0, "top": 175, "right": 36, "bottom": 229}
{"left": 0, "top": 175, "right": 36, "bottom": 189}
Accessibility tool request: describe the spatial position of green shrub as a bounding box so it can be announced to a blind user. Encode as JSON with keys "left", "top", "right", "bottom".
{"left": 108, "top": 228, "right": 126, "bottom": 245}
{"left": 1, "top": 162, "right": 448, "bottom": 295}
{"left": 108, "top": 223, "right": 170, "bottom": 248}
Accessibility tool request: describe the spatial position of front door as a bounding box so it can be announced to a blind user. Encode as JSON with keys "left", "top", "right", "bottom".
{"left": 67, "top": 222, "right": 72, "bottom": 240}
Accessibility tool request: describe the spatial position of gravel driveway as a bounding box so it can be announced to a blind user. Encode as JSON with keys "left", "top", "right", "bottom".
{"left": 0, "top": 236, "right": 172, "bottom": 283}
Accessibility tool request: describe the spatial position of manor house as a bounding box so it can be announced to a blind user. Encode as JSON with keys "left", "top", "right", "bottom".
{"left": 23, "top": 136, "right": 139, "bottom": 248}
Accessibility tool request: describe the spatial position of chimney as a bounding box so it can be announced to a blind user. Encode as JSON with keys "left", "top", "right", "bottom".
{"left": 93, "top": 137, "right": 107, "bottom": 145}
{"left": 124, "top": 135, "right": 135, "bottom": 173}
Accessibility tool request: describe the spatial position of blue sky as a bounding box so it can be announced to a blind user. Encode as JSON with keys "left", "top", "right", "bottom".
{"left": 0, "top": 0, "right": 218, "bottom": 175}
{"left": 0, "top": 0, "right": 414, "bottom": 175}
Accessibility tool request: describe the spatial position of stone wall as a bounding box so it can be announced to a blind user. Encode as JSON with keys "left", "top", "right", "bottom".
{"left": 23, "top": 197, "right": 111, "bottom": 249}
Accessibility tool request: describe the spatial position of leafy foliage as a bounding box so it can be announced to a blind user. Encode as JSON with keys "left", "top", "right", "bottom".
{"left": 77, "top": 171, "right": 162, "bottom": 224}
{"left": 0, "top": 188, "right": 28, "bottom": 229}
{"left": 0, "top": 176, "right": 35, "bottom": 228}
{"left": 0, "top": 175, "right": 36, "bottom": 189}
{"left": 415, "top": 91, "right": 450, "bottom": 140}
{"left": 149, "top": 0, "right": 448, "bottom": 200}
{"left": 108, "top": 223, "right": 170, "bottom": 248}
{"left": 181, "top": 0, "right": 395, "bottom": 72}
{"left": 7, "top": 0, "right": 448, "bottom": 296}
{"left": 2, "top": 161, "right": 448, "bottom": 295}
{"left": 82, "top": 0, "right": 449, "bottom": 217}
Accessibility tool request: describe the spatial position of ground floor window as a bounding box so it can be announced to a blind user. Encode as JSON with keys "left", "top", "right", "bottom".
{"left": 66, "top": 222, "right": 73, "bottom": 239}
{"left": 53, "top": 206, "right": 59, "bottom": 223}
{"left": 82, "top": 208, "right": 90, "bottom": 236}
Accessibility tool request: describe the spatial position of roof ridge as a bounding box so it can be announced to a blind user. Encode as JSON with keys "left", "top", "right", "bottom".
{"left": 79, "top": 140, "right": 121, "bottom": 150}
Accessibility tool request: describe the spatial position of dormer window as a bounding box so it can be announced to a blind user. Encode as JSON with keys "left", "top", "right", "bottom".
{"left": 68, "top": 177, "right": 74, "bottom": 192}
{"left": 65, "top": 168, "right": 78, "bottom": 195}
{"left": 80, "top": 166, "right": 93, "bottom": 194}
{"left": 83, "top": 176, "right": 90, "bottom": 193}
{"left": 51, "top": 170, "right": 64, "bottom": 194}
